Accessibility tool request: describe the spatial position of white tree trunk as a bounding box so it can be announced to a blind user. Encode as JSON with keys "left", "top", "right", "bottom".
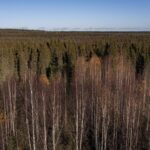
{"left": 42, "top": 91, "right": 47, "bottom": 150}
{"left": 29, "top": 75, "right": 36, "bottom": 150}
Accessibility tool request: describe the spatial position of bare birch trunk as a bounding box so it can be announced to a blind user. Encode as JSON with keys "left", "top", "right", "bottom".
{"left": 75, "top": 77, "right": 79, "bottom": 150}
{"left": 79, "top": 74, "right": 86, "bottom": 150}
{"left": 42, "top": 91, "right": 47, "bottom": 150}
{"left": 24, "top": 75, "right": 32, "bottom": 150}
{"left": 29, "top": 74, "right": 36, "bottom": 150}
{"left": 52, "top": 82, "right": 56, "bottom": 150}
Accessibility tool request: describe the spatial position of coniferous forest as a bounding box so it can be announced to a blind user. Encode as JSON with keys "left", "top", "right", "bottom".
{"left": 0, "top": 30, "right": 150, "bottom": 150}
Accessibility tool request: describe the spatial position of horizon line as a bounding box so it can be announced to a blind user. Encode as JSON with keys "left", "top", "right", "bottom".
{"left": 0, "top": 27, "right": 150, "bottom": 32}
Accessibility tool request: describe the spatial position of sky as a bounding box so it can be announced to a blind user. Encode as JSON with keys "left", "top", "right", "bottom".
{"left": 0, "top": 0, "right": 150, "bottom": 31}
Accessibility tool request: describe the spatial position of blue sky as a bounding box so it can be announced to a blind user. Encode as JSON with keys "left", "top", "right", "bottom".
{"left": 0, "top": 0, "right": 150, "bottom": 30}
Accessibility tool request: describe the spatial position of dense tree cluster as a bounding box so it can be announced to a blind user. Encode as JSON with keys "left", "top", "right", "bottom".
{"left": 0, "top": 30, "right": 150, "bottom": 150}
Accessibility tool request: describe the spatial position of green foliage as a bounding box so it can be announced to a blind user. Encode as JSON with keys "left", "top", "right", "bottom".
{"left": 46, "top": 49, "right": 59, "bottom": 79}
{"left": 14, "top": 51, "right": 21, "bottom": 80}
{"left": 7, "top": 135, "right": 17, "bottom": 150}
{"left": 62, "top": 51, "right": 74, "bottom": 83}
{"left": 0, "top": 30, "right": 150, "bottom": 82}
{"left": 57, "top": 129, "right": 74, "bottom": 150}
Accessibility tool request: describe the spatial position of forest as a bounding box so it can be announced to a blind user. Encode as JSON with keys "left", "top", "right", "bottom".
{"left": 0, "top": 29, "right": 150, "bottom": 150}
